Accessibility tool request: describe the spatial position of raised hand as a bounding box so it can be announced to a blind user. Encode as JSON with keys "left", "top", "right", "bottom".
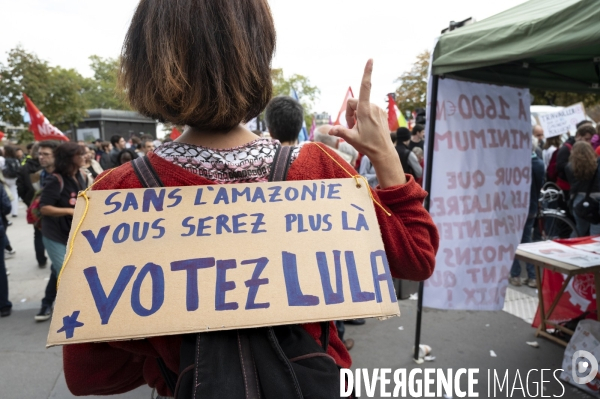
{"left": 329, "top": 60, "right": 407, "bottom": 187}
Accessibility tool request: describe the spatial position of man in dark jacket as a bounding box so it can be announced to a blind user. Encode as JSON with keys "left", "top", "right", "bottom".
{"left": 109, "top": 135, "right": 126, "bottom": 168}
{"left": 395, "top": 127, "right": 422, "bottom": 179}
{"left": 34, "top": 141, "right": 59, "bottom": 321}
{"left": 556, "top": 125, "right": 595, "bottom": 195}
{"left": 16, "top": 143, "right": 47, "bottom": 268}
{"left": 510, "top": 151, "right": 545, "bottom": 287}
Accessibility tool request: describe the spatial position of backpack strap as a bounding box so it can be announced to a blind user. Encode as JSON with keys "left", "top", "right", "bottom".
{"left": 130, "top": 155, "right": 175, "bottom": 393}
{"left": 51, "top": 173, "right": 64, "bottom": 193}
{"left": 157, "top": 357, "right": 178, "bottom": 396}
{"left": 131, "top": 156, "right": 164, "bottom": 188}
{"left": 268, "top": 145, "right": 293, "bottom": 182}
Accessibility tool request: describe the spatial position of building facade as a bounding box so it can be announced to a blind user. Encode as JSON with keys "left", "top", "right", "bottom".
{"left": 68, "top": 109, "right": 156, "bottom": 142}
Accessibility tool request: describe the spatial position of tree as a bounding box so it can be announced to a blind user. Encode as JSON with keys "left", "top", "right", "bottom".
{"left": 394, "top": 50, "right": 600, "bottom": 121}
{"left": 531, "top": 89, "right": 600, "bottom": 118}
{"left": 83, "top": 56, "right": 131, "bottom": 110}
{"left": 0, "top": 46, "right": 88, "bottom": 140}
{"left": 395, "top": 50, "right": 430, "bottom": 112}
{"left": 271, "top": 69, "right": 320, "bottom": 129}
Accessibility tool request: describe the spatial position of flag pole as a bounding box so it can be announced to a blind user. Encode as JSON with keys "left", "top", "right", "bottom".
{"left": 413, "top": 74, "right": 439, "bottom": 361}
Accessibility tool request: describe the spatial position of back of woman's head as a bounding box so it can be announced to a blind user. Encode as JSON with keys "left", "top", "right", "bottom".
{"left": 118, "top": 148, "right": 139, "bottom": 165}
{"left": 570, "top": 141, "right": 597, "bottom": 181}
{"left": 120, "top": 0, "right": 276, "bottom": 132}
{"left": 544, "top": 135, "right": 562, "bottom": 150}
{"left": 54, "top": 142, "right": 85, "bottom": 176}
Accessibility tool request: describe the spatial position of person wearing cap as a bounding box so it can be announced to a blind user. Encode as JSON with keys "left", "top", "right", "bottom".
{"left": 395, "top": 127, "right": 422, "bottom": 179}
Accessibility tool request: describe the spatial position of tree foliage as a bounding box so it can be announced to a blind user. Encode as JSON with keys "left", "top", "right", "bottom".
{"left": 82, "top": 56, "right": 130, "bottom": 110}
{"left": 271, "top": 69, "right": 320, "bottom": 129}
{"left": 395, "top": 51, "right": 430, "bottom": 112}
{"left": 0, "top": 46, "right": 87, "bottom": 138}
{"left": 531, "top": 90, "right": 600, "bottom": 117}
{"left": 0, "top": 46, "right": 88, "bottom": 135}
{"left": 0, "top": 47, "right": 131, "bottom": 143}
{"left": 394, "top": 49, "right": 600, "bottom": 121}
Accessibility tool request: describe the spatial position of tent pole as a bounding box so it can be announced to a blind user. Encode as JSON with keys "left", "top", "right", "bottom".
{"left": 413, "top": 74, "right": 439, "bottom": 361}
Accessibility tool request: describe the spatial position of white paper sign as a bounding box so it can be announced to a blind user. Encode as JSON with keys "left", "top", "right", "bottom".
{"left": 518, "top": 241, "right": 600, "bottom": 268}
{"left": 572, "top": 242, "right": 600, "bottom": 254}
{"left": 423, "top": 78, "right": 531, "bottom": 310}
{"left": 538, "top": 103, "right": 586, "bottom": 138}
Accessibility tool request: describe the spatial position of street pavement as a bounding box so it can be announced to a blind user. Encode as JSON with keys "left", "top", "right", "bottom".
{"left": 0, "top": 203, "right": 596, "bottom": 398}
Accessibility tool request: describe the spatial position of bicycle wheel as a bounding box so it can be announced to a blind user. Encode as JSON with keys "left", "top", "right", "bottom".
{"left": 536, "top": 210, "right": 579, "bottom": 240}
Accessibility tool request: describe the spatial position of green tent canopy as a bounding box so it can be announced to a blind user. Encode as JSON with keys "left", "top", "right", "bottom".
{"left": 431, "top": 0, "right": 600, "bottom": 93}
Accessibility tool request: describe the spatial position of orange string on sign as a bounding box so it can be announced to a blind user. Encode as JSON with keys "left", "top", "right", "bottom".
{"left": 56, "top": 168, "right": 116, "bottom": 289}
{"left": 310, "top": 143, "right": 391, "bottom": 217}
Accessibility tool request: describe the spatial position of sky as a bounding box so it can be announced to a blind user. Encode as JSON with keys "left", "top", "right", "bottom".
{"left": 0, "top": 0, "right": 529, "bottom": 121}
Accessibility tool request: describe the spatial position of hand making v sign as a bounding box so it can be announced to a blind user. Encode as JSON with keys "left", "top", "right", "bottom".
{"left": 329, "top": 59, "right": 407, "bottom": 188}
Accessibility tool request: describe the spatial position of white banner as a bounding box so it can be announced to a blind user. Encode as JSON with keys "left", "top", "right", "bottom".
{"left": 538, "top": 102, "right": 586, "bottom": 138}
{"left": 424, "top": 78, "right": 531, "bottom": 310}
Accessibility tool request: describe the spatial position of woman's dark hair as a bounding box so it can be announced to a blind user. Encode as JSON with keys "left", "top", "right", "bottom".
{"left": 54, "top": 142, "right": 86, "bottom": 176}
{"left": 3, "top": 146, "right": 16, "bottom": 159}
{"left": 119, "top": 0, "right": 276, "bottom": 132}
{"left": 543, "top": 135, "right": 562, "bottom": 150}
{"left": 570, "top": 141, "right": 597, "bottom": 181}
{"left": 118, "top": 148, "right": 139, "bottom": 165}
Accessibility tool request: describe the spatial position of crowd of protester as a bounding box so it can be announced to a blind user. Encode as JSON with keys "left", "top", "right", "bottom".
{"left": 509, "top": 121, "right": 600, "bottom": 288}
{"left": 0, "top": 133, "right": 161, "bottom": 318}
{"left": 0, "top": 78, "right": 437, "bottom": 399}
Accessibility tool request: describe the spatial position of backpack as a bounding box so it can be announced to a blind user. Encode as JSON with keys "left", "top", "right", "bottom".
{"left": 130, "top": 149, "right": 340, "bottom": 399}
{"left": 3, "top": 158, "right": 20, "bottom": 179}
{"left": 26, "top": 174, "right": 64, "bottom": 229}
{"left": 573, "top": 164, "right": 600, "bottom": 225}
{"left": 395, "top": 144, "right": 415, "bottom": 176}
{"left": 547, "top": 143, "right": 572, "bottom": 185}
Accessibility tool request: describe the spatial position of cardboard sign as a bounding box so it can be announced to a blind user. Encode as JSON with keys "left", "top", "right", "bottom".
{"left": 538, "top": 102, "right": 586, "bottom": 138}
{"left": 47, "top": 179, "right": 399, "bottom": 347}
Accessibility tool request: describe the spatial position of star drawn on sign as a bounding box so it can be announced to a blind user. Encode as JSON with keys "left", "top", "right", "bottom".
{"left": 57, "top": 311, "right": 85, "bottom": 339}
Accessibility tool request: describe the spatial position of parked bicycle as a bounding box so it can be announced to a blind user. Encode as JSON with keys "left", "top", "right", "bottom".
{"left": 535, "top": 182, "right": 579, "bottom": 240}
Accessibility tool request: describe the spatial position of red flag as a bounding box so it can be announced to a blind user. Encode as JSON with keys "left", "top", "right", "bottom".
{"left": 170, "top": 127, "right": 182, "bottom": 140}
{"left": 387, "top": 94, "right": 399, "bottom": 132}
{"left": 0, "top": 131, "right": 4, "bottom": 141}
{"left": 334, "top": 87, "right": 354, "bottom": 127}
{"left": 532, "top": 236, "right": 599, "bottom": 329}
{"left": 23, "top": 94, "right": 69, "bottom": 141}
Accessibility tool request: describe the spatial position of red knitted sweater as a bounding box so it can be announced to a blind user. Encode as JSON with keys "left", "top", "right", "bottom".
{"left": 63, "top": 144, "right": 439, "bottom": 396}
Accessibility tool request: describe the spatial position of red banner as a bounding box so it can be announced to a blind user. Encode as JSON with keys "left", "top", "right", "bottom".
{"left": 170, "top": 127, "right": 182, "bottom": 140}
{"left": 23, "top": 93, "right": 69, "bottom": 141}
{"left": 334, "top": 87, "right": 354, "bottom": 128}
{"left": 532, "top": 236, "right": 599, "bottom": 328}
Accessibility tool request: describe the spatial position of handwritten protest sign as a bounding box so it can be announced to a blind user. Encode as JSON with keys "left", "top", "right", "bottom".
{"left": 538, "top": 102, "right": 586, "bottom": 138}
{"left": 423, "top": 78, "right": 531, "bottom": 310}
{"left": 47, "top": 179, "right": 399, "bottom": 347}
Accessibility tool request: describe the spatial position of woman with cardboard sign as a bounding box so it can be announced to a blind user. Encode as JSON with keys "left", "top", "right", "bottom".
{"left": 62, "top": 0, "right": 439, "bottom": 397}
